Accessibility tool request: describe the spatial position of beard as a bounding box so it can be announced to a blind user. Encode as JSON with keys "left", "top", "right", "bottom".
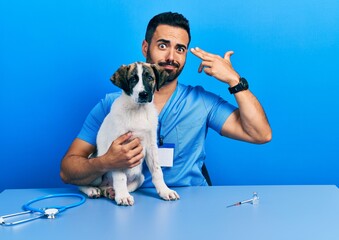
{"left": 146, "top": 51, "right": 184, "bottom": 84}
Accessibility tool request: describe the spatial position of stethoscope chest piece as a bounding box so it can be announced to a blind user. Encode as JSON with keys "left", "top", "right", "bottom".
{"left": 44, "top": 208, "right": 59, "bottom": 219}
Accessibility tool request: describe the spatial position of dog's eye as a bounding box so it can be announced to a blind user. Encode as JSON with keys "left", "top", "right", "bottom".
{"left": 147, "top": 76, "right": 154, "bottom": 82}
{"left": 129, "top": 75, "right": 138, "bottom": 84}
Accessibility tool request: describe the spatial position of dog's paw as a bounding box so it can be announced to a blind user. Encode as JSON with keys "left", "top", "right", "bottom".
{"left": 115, "top": 193, "right": 134, "bottom": 206}
{"left": 100, "top": 186, "right": 115, "bottom": 200}
{"left": 88, "top": 187, "right": 101, "bottom": 198}
{"left": 80, "top": 186, "right": 101, "bottom": 198}
{"left": 158, "top": 188, "right": 180, "bottom": 201}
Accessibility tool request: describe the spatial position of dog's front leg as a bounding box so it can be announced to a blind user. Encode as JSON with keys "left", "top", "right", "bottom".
{"left": 109, "top": 171, "right": 134, "bottom": 206}
{"left": 146, "top": 146, "right": 180, "bottom": 201}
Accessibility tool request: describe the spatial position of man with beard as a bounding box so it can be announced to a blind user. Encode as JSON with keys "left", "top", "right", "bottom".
{"left": 60, "top": 12, "right": 271, "bottom": 189}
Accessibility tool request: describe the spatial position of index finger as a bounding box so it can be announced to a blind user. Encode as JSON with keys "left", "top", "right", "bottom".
{"left": 114, "top": 132, "right": 132, "bottom": 145}
{"left": 190, "top": 47, "right": 214, "bottom": 60}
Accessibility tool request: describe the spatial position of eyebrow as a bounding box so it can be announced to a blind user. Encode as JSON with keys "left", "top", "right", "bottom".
{"left": 157, "top": 39, "right": 187, "bottom": 50}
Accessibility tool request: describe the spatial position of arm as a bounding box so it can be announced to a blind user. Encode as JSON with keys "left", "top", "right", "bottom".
{"left": 60, "top": 132, "right": 144, "bottom": 185}
{"left": 190, "top": 47, "right": 272, "bottom": 144}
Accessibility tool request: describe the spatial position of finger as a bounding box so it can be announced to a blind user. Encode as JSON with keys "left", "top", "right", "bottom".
{"left": 124, "top": 137, "right": 141, "bottom": 150}
{"left": 128, "top": 152, "right": 144, "bottom": 168}
{"left": 114, "top": 132, "right": 132, "bottom": 145}
{"left": 128, "top": 144, "right": 143, "bottom": 157}
{"left": 223, "top": 51, "right": 234, "bottom": 61}
{"left": 198, "top": 63, "right": 204, "bottom": 73}
{"left": 203, "top": 67, "right": 213, "bottom": 76}
{"left": 193, "top": 47, "right": 213, "bottom": 57}
{"left": 191, "top": 47, "right": 214, "bottom": 61}
{"left": 198, "top": 61, "right": 213, "bottom": 73}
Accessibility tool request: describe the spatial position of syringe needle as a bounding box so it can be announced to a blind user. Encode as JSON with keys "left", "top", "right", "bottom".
{"left": 227, "top": 198, "right": 253, "bottom": 208}
{"left": 226, "top": 201, "right": 242, "bottom": 208}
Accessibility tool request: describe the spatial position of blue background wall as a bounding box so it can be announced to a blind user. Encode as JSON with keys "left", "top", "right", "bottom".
{"left": 0, "top": 0, "right": 338, "bottom": 191}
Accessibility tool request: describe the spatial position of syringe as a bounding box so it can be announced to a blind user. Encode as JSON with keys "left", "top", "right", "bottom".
{"left": 227, "top": 192, "right": 259, "bottom": 208}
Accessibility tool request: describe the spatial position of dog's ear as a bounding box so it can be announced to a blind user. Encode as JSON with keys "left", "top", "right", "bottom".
{"left": 151, "top": 64, "right": 169, "bottom": 91}
{"left": 110, "top": 64, "right": 130, "bottom": 92}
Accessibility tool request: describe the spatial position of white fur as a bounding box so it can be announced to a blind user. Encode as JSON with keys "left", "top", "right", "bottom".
{"left": 80, "top": 63, "right": 179, "bottom": 206}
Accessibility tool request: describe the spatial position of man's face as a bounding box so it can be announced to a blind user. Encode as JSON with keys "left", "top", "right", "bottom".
{"left": 142, "top": 24, "right": 189, "bottom": 83}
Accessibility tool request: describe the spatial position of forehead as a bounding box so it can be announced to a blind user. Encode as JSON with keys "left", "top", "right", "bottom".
{"left": 152, "top": 24, "right": 189, "bottom": 47}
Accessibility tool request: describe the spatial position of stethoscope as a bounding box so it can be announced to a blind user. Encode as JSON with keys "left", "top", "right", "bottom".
{"left": 0, "top": 193, "right": 86, "bottom": 226}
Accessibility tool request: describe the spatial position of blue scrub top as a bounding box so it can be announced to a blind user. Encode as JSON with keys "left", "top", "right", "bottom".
{"left": 78, "top": 83, "right": 237, "bottom": 187}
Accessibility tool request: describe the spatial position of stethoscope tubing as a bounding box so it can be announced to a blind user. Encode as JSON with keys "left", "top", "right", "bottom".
{"left": 22, "top": 193, "right": 86, "bottom": 213}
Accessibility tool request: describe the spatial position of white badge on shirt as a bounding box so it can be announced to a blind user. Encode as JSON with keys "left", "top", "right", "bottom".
{"left": 157, "top": 143, "right": 175, "bottom": 167}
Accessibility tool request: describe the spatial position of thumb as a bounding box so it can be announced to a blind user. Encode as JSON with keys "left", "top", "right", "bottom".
{"left": 224, "top": 51, "right": 234, "bottom": 61}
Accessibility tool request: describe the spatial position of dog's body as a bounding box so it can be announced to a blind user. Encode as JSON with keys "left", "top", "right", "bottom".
{"left": 79, "top": 62, "right": 179, "bottom": 205}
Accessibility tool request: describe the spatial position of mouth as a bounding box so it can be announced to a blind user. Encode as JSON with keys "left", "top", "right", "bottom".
{"left": 158, "top": 61, "right": 180, "bottom": 70}
{"left": 137, "top": 100, "right": 148, "bottom": 104}
{"left": 137, "top": 98, "right": 152, "bottom": 104}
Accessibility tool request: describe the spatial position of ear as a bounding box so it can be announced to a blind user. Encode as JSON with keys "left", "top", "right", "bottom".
{"left": 142, "top": 40, "right": 148, "bottom": 58}
{"left": 151, "top": 64, "right": 169, "bottom": 91}
{"left": 110, "top": 64, "right": 130, "bottom": 92}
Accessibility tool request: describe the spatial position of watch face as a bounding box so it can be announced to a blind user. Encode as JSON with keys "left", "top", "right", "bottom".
{"left": 228, "top": 77, "right": 248, "bottom": 94}
{"left": 240, "top": 78, "right": 248, "bottom": 89}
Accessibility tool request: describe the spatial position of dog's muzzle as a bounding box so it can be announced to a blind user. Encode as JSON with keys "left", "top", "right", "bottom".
{"left": 138, "top": 91, "right": 152, "bottom": 103}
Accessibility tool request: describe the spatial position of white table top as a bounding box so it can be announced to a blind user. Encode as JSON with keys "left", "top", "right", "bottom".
{"left": 1, "top": 185, "right": 339, "bottom": 240}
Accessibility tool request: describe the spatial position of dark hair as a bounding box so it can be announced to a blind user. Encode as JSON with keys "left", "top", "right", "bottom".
{"left": 145, "top": 12, "right": 191, "bottom": 46}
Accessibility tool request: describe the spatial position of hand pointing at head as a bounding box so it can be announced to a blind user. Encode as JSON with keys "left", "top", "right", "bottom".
{"left": 190, "top": 47, "right": 241, "bottom": 87}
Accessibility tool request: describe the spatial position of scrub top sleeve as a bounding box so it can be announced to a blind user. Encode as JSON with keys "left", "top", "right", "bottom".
{"left": 199, "top": 88, "right": 237, "bottom": 134}
{"left": 209, "top": 98, "right": 237, "bottom": 134}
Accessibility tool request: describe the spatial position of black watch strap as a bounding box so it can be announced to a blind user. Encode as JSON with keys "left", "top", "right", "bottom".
{"left": 228, "top": 77, "right": 249, "bottom": 94}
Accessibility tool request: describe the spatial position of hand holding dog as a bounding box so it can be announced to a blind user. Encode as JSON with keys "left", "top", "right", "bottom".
{"left": 101, "top": 132, "right": 144, "bottom": 170}
{"left": 190, "top": 47, "right": 241, "bottom": 87}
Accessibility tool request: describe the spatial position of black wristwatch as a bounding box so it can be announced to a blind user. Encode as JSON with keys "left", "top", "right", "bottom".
{"left": 228, "top": 77, "right": 249, "bottom": 94}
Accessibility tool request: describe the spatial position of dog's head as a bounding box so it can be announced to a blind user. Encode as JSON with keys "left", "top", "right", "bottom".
{"left": 110, "top": 62, "right": 168, "bottom": 104}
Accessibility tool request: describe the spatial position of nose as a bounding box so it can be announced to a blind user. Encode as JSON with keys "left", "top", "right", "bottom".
{"left": 166, "top": 48, "right": 175, "bottom": 62}
{"left": 138, "top": 91, "right": 149, "bottom": 99}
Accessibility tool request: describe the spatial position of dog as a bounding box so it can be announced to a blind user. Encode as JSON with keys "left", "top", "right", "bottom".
{"left": 79, "top": 62, "right": 180, "bottom": 206}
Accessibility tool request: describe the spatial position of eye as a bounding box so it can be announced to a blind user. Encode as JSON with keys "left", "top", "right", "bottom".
{"left": 158, "top": 43, "right": 167, "bottom": 50}
{"left": 129, "top": 75, "right": 138, "bottom": 84}
{"left": 147, "top": 75, "right": 154, "bottom": 82}
{"left": 177, "top": 46, "right": 186, "bottom": 53}
{"left": 144, "top": 72, "right": 154, "bottom": 82}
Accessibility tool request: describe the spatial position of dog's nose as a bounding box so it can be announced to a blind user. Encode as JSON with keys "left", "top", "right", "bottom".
{"left": 139, "top": 91, "right": 149, "bottom": 99}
